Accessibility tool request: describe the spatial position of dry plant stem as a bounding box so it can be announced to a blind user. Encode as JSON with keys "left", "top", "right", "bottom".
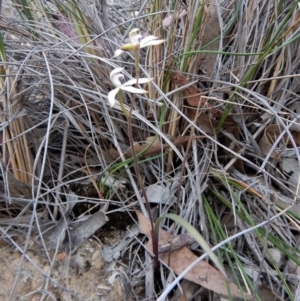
{"left": 84, "top": 144, "right": 103, "bottom": 199}
{"left": 224, "top": 122, "right": 266, "bottom": 171}
{"left": 53, "top": 119, "right": 69, "bottom": 219}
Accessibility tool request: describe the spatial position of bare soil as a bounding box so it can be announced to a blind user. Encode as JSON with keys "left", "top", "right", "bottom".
{"left": 0, "top": 238, "right": 132, "bottom": 301}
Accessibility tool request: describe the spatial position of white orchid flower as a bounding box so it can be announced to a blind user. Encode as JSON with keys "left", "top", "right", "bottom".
{"left": 108, "top": 67, "right": 153, "bottom": 107}
{"left": 113, "top": 28, "right": 166, "bottom": 58}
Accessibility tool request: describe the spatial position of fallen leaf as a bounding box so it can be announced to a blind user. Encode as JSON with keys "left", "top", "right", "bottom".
{"left": 170, "top": 279, "right": 197, "bottom": 301}
{"left": 142, "top": 183, "right": 171, "bottom": 205}
{"left": 256, "top": 284, "right": 285, "bottom": 301}
{"left": 108, "top": 135, "right": 204, "bottom": 160}
{"left": 170, "top": 71, "right": 207, "bottom": 108}
{"left": 67, "top": 210, "right": 108, "bottom": 253}
{"left": 259, "top": 124, "right": 288, "bottom": 160}
{"left": 163, "top": 10, "right": 187, "bottom": 27}
{"left": 170, "top": 71, "right": 237, "bottom": 134}
{"left": 159, "top": 233, "right": 196, "bottom": 254}
{"left": 136, "top": 210, "right": 253, "bottom": 299}
{"left": 293, "top": 130, "right": 300, "bottom": 145}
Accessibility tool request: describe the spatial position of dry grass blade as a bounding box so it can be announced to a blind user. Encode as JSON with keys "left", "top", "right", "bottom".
{"left": 1, "top": 0, "right": 300, "bottom": 300}
{"left": 0, "top": 66, "right": 35, "bottom": 193}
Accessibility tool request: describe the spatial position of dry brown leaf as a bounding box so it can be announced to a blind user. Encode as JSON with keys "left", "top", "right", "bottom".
{"left": 292, "top": 131, "right": 300, "bottom": 146}
{"left": 159, "top": 233, "right": 195, "bottom": 254}
{"left": 162, "top": 10, "right": 187, "bottom": 27}
{"left": 170, "top": 71, "right": 207, "bottom": 107}
{"left": 223, "top": 127, "right": 245, "bottom": 173}
{"left": 170, "top": 279, "right": 197, "bottom": 301}
{"left": 256, "top": 284, "right": 285, "bottom": 301}
{"left": 170, "top": 71, "right": 236, "bottom": 134}
{"left": 135, "top": 210, "right": 253, "bottom": 300}
{"left": 108, "top": 135, "right": 204, "bottom": 160}
{"left": 259, "top": 124, "right": 288, "bottom": 160}
{"left": 145, "top": 136, "right": 162, "bottom": 147}
{"left": 0, "top": 239, "right": 9, "bottom": 247}
{"left": 170, "top": 70, "right": 239, "bottom": 118}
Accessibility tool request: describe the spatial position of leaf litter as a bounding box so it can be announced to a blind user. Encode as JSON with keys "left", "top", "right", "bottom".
{"left": 136, "top": 210, "right": 253, "bottom": 300}
{"left": 1, "top": 0, "right": 300, "bottom": 300}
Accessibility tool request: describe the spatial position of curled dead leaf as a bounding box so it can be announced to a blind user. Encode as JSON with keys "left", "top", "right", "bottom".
{"left": 108, "top": 135, "right": 204, "bottom": 160}
{"left": 260, "top": 124, "right": 288, "bottom": 160}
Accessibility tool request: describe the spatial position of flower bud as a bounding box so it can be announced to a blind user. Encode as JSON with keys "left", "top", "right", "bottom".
{"left": 121, "top": 43, "right": 137, "bottom": 51}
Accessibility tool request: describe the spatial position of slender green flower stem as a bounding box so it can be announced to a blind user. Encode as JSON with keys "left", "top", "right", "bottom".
{"left": 118, "top": 89, "right": 129, "bottom": 118}
{"left": 134, "top": 45, "right": 140, "bottom": 83}
{"left": 126, "top": 47, "right": 158, "bottom": 269}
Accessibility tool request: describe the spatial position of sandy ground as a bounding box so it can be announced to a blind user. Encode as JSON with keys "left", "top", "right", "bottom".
{"left": 0, "top": 238, "right": 132, "bottom": 301}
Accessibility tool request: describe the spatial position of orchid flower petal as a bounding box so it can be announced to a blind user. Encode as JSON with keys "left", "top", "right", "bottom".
{"left": 140, "top": 35, "right": 159, "bottom": 46}
{"left": 112, "top": 49, "right": 124, "bottom": 58}
{"left": 108, "top": 88, "right": 119, "bottom": 107}
{"left": 141, "top": 36, "right": 166, "bottom": 47}
{"left": 120, "top": 86, "right": 148, "bottom": 94}
{"left": 110, "top": 67, "right": 125, "bottom": 87}
{"left": 123, "top": 78, "right": 153, "bottom": 86}
{"left": 113, "top": 28, "right": 165, "bottom": 58}
{"left": 129, "top": 28, "right": 143, "bottom": 44}
{"left": 110, "top": 67, "right": 124, "bottom": 80}
{"left": 143, "top": 39, "right": 166, "bottom": 47}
